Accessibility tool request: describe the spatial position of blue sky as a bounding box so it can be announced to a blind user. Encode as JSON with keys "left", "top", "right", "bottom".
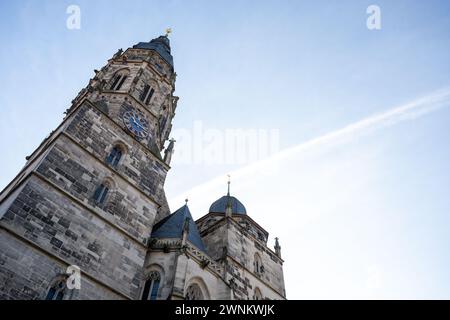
{"left": 1, "top": 0, "right": 450, "bottom": 299}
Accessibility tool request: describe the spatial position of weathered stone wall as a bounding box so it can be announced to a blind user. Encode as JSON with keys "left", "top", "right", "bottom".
{"left": 0, "top": 175, "right": 146, "bottom": 299}
{"left": 197, "top": 215, "right": 228, "bottom": 261}
{"left": 196, "top": 214, "right": 285, "bottom": 300}
{"left": 143, "top": 250, "right": 177, "bottom": 300}
{"left": 96, "top": 52, "right": 175, "bottom": 149}
{"left": 234, "top": 216, "right": 268, "bottom": 244}
{"left": 226, "top": 221, "right": 285, "bottom": 299}
{"left": 65, "top": 101, "right": 169, "bottom": 215}
{"left": 36, "top": 135, "right": 159, "bottom": 243}
{"left": 0, "top": 39, "right": 183, "bottom": 301}
{"left": 172, "top": 254, "right": 226, "bottom": 300}
{"left": 0, "top": 228, "right": 123, "bottom": 300}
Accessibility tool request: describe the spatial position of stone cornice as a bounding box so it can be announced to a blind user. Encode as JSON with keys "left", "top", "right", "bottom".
{"left": 149, "top": 238, "right": 224, "bottom": 278}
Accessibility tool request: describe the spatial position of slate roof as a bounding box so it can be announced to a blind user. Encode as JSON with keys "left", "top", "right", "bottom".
{"left": 209, "top": 195, "right": 247, "bottom": 215}
{"left": 151, "top": 204, "right": 206, "bottom": 252}
{"left": 133, "top": 35, "right": 174, "bottom": 68}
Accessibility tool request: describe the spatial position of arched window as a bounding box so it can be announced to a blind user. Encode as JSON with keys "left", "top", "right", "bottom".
{"left": 109, "top": 69, "right": 129, "bottom": 91}
{"left": 142, "top": 271, "right": 161, "bottom": 300}
{"left": 139, "top": 84, "right": 155, "bottom": 105}
{"left": 93, "top": 182, "right": 110, "bottom": 204}
{"left": 254, "top": 253, "right": 263, "bottom": 275}
{"left": 45, "top": 277, "right": 67, "bottom": 300}
{"left": 185, "top": 283, "right": 204, "bottom": 300}
{"left": 254, "top": 287, "right": 262, "bottom": 300}
{"left": 106, "top": 146, "right": 123, "bottom": 167}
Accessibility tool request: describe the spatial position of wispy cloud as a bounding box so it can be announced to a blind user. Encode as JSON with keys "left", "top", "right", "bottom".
{"left": 170, "top": 87, "right": 450, "bottom": 205}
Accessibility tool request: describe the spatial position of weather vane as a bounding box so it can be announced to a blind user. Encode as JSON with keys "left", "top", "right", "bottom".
{"left": 165, "top": 28, "right": 172, "bottom": 37}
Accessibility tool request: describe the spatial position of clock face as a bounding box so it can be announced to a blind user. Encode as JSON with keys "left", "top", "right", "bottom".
{"left": 122, "top": 110, "right": 149, "bottom": 139}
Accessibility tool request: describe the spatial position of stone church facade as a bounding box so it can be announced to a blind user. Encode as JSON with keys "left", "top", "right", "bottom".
{"left": 0, "top": 35, "right": 286, "bottom": 300}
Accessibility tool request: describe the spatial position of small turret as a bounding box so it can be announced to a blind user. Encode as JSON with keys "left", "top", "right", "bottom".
{"left": 274, "top": 237, "right": 281, "bottom": 258}
{"left": 163, "top": 138, "right": 176, "bottom": 165}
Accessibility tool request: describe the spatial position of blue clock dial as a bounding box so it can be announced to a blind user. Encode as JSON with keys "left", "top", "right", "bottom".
{"left": 122, "top": 110, "right": 149, "bottom": 139}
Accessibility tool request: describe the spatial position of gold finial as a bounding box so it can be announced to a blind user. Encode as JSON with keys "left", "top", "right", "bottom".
{"left": 165, "top": 28, "right": 172, "bottom": 37}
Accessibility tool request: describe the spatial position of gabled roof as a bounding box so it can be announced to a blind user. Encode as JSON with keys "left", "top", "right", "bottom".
{"left": 151, "top": 204, "right": 206, "bottom": 252}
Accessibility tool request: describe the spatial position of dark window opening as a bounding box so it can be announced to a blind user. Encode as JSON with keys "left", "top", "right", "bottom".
{"left": 94, "top": 183, "right": 109, "bottom": 204}
{"left": 140, "top": 84, "right": 155, "bottom": 105}
{"left": 106, "top": 146, "right": 123, "bottom": 167}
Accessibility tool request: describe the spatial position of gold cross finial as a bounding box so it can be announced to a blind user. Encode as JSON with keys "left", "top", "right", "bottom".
{"left": 165, "top": 28, "right": 172, "bottom": 37}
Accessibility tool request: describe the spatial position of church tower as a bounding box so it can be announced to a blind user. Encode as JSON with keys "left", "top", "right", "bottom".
{"left": 196, "top": 184, "right": 286, "bottom": 300}
{"left": 0, "top": 34, "right": 178, "bottom": 300}
{"left": 145, "top": 179, "right": 286, "bottom": 300}
{"left": 0, "top": 34, "right": 286, "bottom": 301}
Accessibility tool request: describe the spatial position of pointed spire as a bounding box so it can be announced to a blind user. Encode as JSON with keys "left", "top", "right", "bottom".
{"left": 225, "top": 175, "right": 232, "bottom": 217}
{"left": 151, "top": 203, "right": 206, "bottom": 252}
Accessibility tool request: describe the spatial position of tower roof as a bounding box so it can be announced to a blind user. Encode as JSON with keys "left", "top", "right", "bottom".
{"left": 151, "top": 204, "right": 206, "bottom": 252}
{"left": 208, "top": 176, "right": 247, "bottom": 215}
{"left": 133, "top": 35, "right": 174, "bottom": 68}
{"left": 208, "top": 195, "right": 247, "bottom": 215}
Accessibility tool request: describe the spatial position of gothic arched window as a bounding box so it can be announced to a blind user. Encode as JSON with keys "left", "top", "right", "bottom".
{"left": 254, "top": 287, "right": 262, "bottom": 300}
{"left": 45, "top": 277, "right": 67, "bottom": 300}
{"left": 185, "top": 283, "right": 204, "bottom": 300}
{"left": 139, "top": 84, "right": 155, "bottom": 105}
{"left": 141, "top": 271, "right": 161, "bottom": 300}
{"left": 106, "top": 146, "right": 123, "bottom": 167}
{"left": 110, "top": 69, "right": 129, "bottom": 91}
{"left": 254, "top": 253, "right": 263, "bottom": 275}
{"left": 93, "top": 182, "right": 110, "bottom": 205}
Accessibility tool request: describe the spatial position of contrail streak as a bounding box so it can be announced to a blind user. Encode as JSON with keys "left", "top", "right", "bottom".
{"left": 170, "top": 88, "right": 450, "bottom": 205}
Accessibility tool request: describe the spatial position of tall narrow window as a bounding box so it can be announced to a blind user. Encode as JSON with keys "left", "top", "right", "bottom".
{"left": 142, "top": 271, "right": 161, "bottom": 300}
{"left": 145, "top": 88, "right": 154, "bottom": 105}
{"left": 106, "top": 146, "right": 123, "bottom": 167}
{"left": 254, "top": 253, "right": 263, "bottom": 275}
{"left": 46, "top": 278, "right": 66, "bottom": 300}
{"left": 110, "top": 70, "right": 129, "bottom": 90}
{"left": 140, "top": 84, "right": 155, "bottom": 105}
{"left": 93, "top": 183, "right": 109, "bottom": 204}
